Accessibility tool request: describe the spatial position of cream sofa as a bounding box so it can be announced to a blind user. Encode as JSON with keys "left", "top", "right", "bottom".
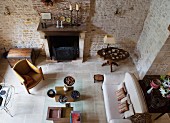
{"left": 102, "top": 72, "right": 148, "bottom": 123}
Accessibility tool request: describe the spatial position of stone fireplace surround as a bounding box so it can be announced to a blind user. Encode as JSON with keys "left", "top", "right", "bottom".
{"left": 37, "top": 23, "right": 86, "bottom": 63}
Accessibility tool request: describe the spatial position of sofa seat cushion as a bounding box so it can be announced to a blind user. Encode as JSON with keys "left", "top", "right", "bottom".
{"left": 103, "top": 84, "right": 124, "bottom": 122}
{"left": 109, "top": 119, "right": 132, "bottom": 123}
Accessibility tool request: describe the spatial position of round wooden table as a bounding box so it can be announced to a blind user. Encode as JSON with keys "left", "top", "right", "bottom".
{"left": 97, "top": 47, "right": 130, "bottom": 72}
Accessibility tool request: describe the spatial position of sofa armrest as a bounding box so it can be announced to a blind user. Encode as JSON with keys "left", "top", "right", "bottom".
{"left": 109, "top": 119, "right": 132, "bottom": 123}
{"left": 103, "top": 73, "right": 125, "bottom": 85}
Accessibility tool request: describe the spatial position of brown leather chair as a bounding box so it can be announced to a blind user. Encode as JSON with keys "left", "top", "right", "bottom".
{"left": 13, "top": 59, "right": 44, "bottom": 94}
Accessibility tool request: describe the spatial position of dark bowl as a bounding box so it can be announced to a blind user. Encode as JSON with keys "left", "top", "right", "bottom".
{"left": 58, "top": 95, "right": 68, "bottom": 103}
{"left": 71, "top": 90, "right": 80, "bottom": 99}
{"left": 64, "top": 76, "right": 75, "bottom": 86}
{"left": 47, "top": 89, "right": 56, "bottom": 98}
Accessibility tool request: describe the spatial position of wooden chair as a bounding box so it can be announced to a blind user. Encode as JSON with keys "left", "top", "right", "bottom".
{"left": 12, "top": 59, "right": 44, "bottom": 94}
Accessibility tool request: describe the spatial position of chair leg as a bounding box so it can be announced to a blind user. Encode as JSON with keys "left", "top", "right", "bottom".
{"left": 39, "top": 67, "right": 45, "bottom": 80}
{"left": 26, "top": 88, "right": 31, "bottom": 94}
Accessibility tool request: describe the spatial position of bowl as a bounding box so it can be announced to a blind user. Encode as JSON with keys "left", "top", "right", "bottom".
{"left": 47, "top": 89, "right": 56, "bottom": 98}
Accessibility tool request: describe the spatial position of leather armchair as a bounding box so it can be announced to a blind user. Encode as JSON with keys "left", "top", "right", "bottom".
{"left": 13, "top": 59, "right": 44, "bottom": 94}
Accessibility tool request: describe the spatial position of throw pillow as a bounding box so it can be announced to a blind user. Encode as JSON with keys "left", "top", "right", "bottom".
{"left": 118, "top": 82, "right": 127, "bottom": 93}
{"left": 22, "top": 75, "right": 34, "bottom": 85}
{"left": 116, "top": 88, "right": 126, "bottom": 101}
{"left": 118, "top": 100, "right": 129, "bottom": 113}
{"left": 121, "top": 94, "right": 131, "bottom": 104}
{"left": 124, "top": 104, "right": 135, "bottom": 118}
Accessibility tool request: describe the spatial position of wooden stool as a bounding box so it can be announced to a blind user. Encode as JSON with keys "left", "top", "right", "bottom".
{"left": 94, "top": 74, "right": 104, "bottom": 83}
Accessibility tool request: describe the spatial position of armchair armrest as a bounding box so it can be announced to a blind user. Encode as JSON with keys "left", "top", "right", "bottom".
{"left": 12, "top": 69, "right": 25, "bottom": 84}
{"left": 26, "top": 59, "right": 41, "bottom": 73}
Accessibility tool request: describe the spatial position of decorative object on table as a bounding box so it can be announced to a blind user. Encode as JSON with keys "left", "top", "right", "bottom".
{"left": 70, "top": 111, "right": 81, "bottom": 123}
{"left": 56, "top": 20, "right": 59, "bottom": 28}
{"left": 63, "top": 84, "right": 68, "bottom": 92}
{"left": 64, "top": 76, "right": 75, "bottom": 86}
{"left": 55, "top": 86, "right": 75, "bottom": 102}
{"left": 59, "top": 16, "right": 66, "bottom": 22}
{"left": 58, "top": 95, "right": 68, "bottom": 103}
{"left": 40, "top": 13, "right": 51, "bottom": 28}
{"left": 94, "top": 74, "right": 104, "bottom": 83}
{"left": 159, "top": 75, "right": 170, "bottom": 98}
{"left": 103, "top": 35, "right": 116, "bottom": 48}
{"left": 41, "top": 13, "right": 52, "bottom": 20}
{"left": 47, "top": 89, "right": 56, "bottom": 98}
{"left": 71, "top": 90, "right": 80, "bottom": 100}
{"left": 147, "top": 79, "right": 161, "bottom": 94}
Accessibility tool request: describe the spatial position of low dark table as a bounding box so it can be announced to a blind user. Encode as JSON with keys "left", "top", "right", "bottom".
{"left": 139, "top": 75, "right": 170, "bottom": 120}
{"left": 97, "top": 47, "right": 129, "bottom": 72}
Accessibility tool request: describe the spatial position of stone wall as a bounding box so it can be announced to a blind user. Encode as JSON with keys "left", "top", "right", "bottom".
{"left": 134, "top": 0, "right": 170, "bottom": 79}
{"left": 0, "top": 0, "right": 150, "bottom": 59}
{"left": 86, "top": 0, "right": 151, "bottom": 57}
{"left": 147, "top": 36, "right": 170, "bottom": 75}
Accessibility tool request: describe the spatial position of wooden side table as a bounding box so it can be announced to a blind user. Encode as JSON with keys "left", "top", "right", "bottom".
{"left": 47, "top": 107, "right": 73, "bottom": 123}
{"left": 7, "top": 48, "right": 36, "bottom": 68}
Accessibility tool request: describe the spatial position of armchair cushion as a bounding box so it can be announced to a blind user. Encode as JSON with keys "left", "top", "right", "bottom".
{"left": 22, "top": 75, "right": 34, "bottom": 85}
{"left": 14, "top": 60, "right": 31, "bottom": 75}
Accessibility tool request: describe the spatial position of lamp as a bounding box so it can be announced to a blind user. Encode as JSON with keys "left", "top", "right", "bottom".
{"left": 103, "top": 35, "right": 116, "bottom": 48}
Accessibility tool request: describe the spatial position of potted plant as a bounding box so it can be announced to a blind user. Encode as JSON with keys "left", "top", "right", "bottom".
{"left": 159, "top": 75, "right": 170, "bottom": 98}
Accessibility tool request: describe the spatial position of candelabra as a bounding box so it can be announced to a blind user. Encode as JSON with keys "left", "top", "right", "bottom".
{"left": 70, "top": 10, "right": 73, "bottom": 26}
{"left": 76, "top": 10, "right": 79, "bottom": 26}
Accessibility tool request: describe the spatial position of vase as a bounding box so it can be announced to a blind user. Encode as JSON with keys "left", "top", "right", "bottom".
{"left": 147, "top": 87, "right": 153, "bottom": 94}
{"left": 63, "top": 84, "right": 68, "bottom": 92}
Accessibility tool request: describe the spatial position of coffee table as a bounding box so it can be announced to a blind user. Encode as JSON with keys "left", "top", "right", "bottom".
{"left": 55, "top": 86, "right": 74, "bottom": 102}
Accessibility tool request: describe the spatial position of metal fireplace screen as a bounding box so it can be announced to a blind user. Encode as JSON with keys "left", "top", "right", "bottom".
{"left": 52, "top": 46, "right": 78, "bottom": 60}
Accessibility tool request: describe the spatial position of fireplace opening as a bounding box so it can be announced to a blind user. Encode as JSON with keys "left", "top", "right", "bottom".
{"left": 48, "top": 36, "right": 79, "bottom": 61}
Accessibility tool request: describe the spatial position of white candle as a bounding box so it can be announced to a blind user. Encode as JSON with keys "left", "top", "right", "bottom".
{"left": 69, "top": 4, "right": 72, "bottom": 11}
{"left": 75, "top": 3, "right": 79, "bottom": 11}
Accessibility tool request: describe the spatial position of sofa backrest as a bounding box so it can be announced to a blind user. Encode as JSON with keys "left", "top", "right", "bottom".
{"left": 123, "top": 72, "right": 148, "bottom": 113}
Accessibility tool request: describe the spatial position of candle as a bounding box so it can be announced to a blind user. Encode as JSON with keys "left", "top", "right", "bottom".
{"left": 69, "top": 4, "right": 72, "bottom": 11}
{"left": 75, "top": 3, "right": 79, "bottom": 11}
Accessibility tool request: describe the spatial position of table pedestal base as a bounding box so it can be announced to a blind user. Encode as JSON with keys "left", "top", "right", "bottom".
{"left": 102, "top": 60, "right": 119, "bottom": 72}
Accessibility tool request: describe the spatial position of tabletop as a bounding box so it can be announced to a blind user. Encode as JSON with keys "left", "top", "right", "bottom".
{"left": 97, "top": 47, "right": 129, "bottom": 62}
{"left": 139, "top": 75, "right": 170, "bottom": 113}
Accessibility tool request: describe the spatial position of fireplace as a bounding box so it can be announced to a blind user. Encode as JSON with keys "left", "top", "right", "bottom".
{"left": 37, "top": 23, "right": 86, "bottom": 62}
{"left": 48, "top": 36, "right": 79, "bottom": 60}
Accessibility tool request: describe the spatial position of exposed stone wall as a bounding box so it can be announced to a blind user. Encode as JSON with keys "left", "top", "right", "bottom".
{"left": 134, "top": 0, "right": 170, "bottom": 79}
{"left": 87, "top": 0, "right": 151, "bottom": 57}
{"left": 0, "top": 0, "right": 150, "bottom": 59}
{"left": 147, "top": 36, "right": 170, "bottom": 75}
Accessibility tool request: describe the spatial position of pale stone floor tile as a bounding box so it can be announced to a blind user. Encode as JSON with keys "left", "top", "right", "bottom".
{"left": 25, "top": 114, "right": 43, "bottom": 123}
{"left": 0, "top": 56, "right": 170, "bottom": 123}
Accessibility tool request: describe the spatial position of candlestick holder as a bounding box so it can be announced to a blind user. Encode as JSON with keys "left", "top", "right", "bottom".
{"left": 76, "top": 10, "right": 80, "bottom": 26}
{"left": 70, "top": 10, "right": 73, "bottom": 26}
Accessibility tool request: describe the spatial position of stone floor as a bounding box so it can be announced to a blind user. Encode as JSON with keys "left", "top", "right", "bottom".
{"left": 0, "top": 55, "right": 169, "bottom": 123}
